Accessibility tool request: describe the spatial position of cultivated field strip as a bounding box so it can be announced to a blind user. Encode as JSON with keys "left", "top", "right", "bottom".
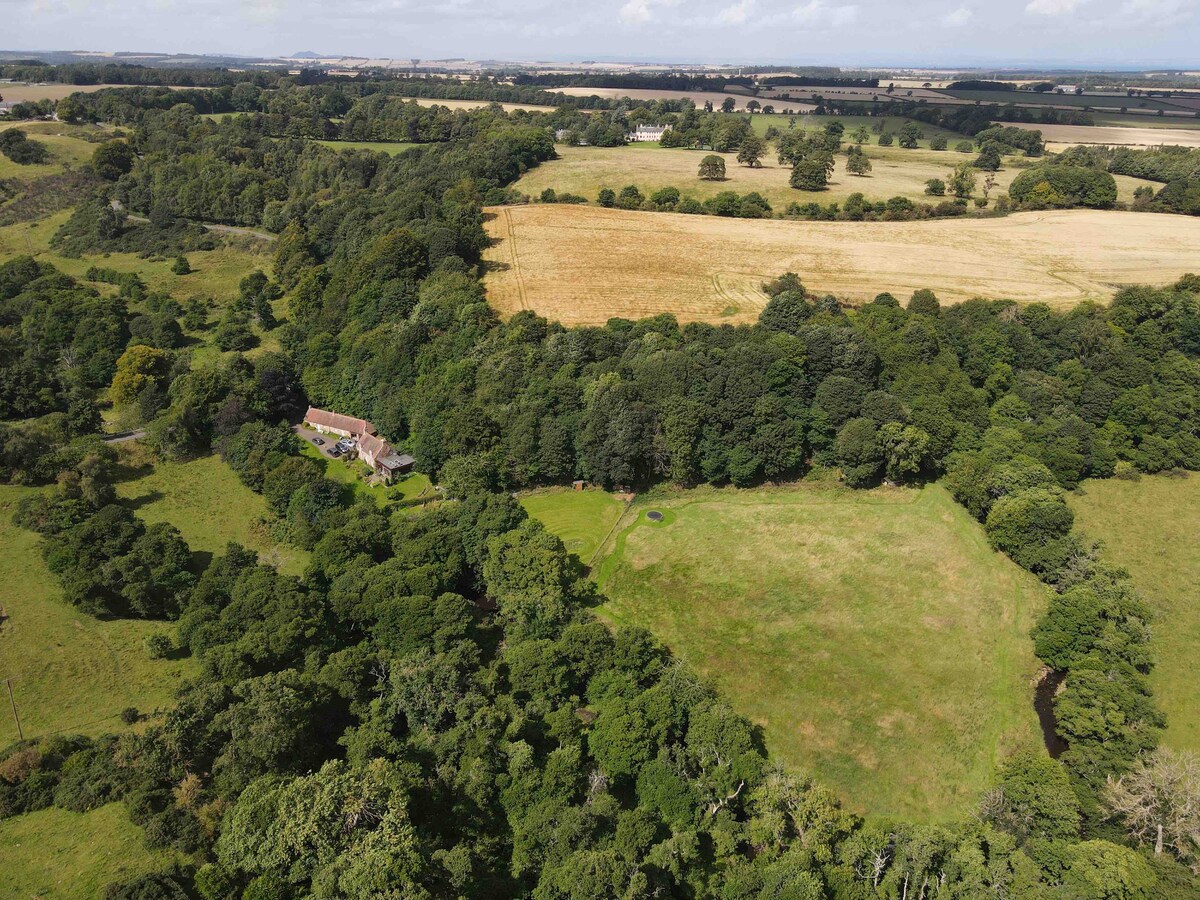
{"left": 483, "top": 205, "right": 1200, "bottom": 325}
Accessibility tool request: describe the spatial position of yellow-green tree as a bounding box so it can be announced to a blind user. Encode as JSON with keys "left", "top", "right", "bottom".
{"left": 109, "top": 344, "right": 168, "bottom": 406}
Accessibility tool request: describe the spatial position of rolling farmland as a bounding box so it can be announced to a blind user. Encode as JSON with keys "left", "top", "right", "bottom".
{"left": 483, "top": 204, "right": 1200, "bottom": 325}
{"left": 1030, "top": 122, "right": 1200, "bottom": 151}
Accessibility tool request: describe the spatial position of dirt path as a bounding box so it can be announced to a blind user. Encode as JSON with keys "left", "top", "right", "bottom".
{"left": 110, "top": 200, "right": 275, "bottom": 242}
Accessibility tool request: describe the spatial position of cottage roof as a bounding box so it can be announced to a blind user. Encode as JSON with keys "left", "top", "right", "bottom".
{"left": 305, "top": 406, "right": 373, "bottom": 435}
{"left": 358, "top": 431, "right": 389, "bottom": 457}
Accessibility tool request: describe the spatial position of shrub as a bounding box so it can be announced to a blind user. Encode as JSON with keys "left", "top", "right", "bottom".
{"left": 144, "top": 633, "right": 174, "bottom": 659}
{"left": 924, "top": 178, "right": 946, "bottom": 196}
{"left": 877, "top": 132, "right": 894, "bottom": 146}
{"left": 955, "top": 140, "right": 974, "bottom": 153}
{"left": 0, "top": 129, "right": 50, "bottom": 165}
{"left": 616, "top": 185, "right": 644, "bottom": 210}
{"left": 120, "top": 707, "right": 140, "bottom": 725}
{"left": 597, "top": 187, "right": 616, "bottom": 207}
{"left": 930, "top": 135, "right": 948, "bottom": 151}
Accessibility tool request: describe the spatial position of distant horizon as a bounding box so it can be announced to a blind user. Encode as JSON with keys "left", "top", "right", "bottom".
{"left": 5, "top": 0, "right": 1199, "bottom": 72}
{"left": 2, "top": 47, "right": 1198, "bottom": 74}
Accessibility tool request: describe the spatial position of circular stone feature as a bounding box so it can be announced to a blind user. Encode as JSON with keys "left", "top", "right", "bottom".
{"left": 646, "top": 510, "right": 664, "bottom": 521}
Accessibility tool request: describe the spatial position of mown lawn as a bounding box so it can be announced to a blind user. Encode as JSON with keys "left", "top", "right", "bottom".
{"left": 592, "top": 481, "right": 1048, "bottom": 821}
{"left": 520, "top": 488, "right": 627, "bottom": 564}
{"left": 297, "top": 439, "right": 434, "bottom": 509}
{"left": 0, "top": 485, "right": 196, "bottom": 745}
{"left": 114, "top": 449, "right": 308, "bottom": 577}
{"left": 0, "top": 803, "right": 178, "bottom": 899}
{"left": 1069, "top": 473, "right": 1200, "bottom": 753}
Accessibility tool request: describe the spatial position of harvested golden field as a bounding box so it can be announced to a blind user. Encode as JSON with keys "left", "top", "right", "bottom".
{"left": 555, "top": 85, "right": 815, "bottom": 113}
{"left": 0, "top": 83, "right": 203, "bottom": 103}
{"left": 512, "top": 144, "right": 1155, "bottom": 211}
{"left": 406, "top": 96, "right": 556, "bottom": 113}
{"left": 1034, "top": 122, "right": 1200, "bottom": 151}
{"left": 482, "top": 204, "right": 1200, "bottom": 325}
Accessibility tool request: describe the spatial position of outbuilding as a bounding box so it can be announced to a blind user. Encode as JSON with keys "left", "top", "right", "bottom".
{"left": 304, "top": 406, "right": 374, "bottom": 440}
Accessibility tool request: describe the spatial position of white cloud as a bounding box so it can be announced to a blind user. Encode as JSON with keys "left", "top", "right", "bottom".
{"left": 943, "top": 5, "right": 972, "bottom": 25}
{"left": 717, "top": 0, "right": 754, "bottom": 23}
{"left": 1025, "top": 0, "right": 1086, "bottom": 15}
{"left": 619, "top": 0, "right": 652, "bottom": 22}
{"left": 791, "top": 0, "right": 859, "bottom": 26}
{"left": 1120, "top": 0, "right": 1197, "bottom": 21}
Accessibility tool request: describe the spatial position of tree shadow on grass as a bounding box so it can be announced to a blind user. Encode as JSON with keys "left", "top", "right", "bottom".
{"left": 119, "top": 489, "right": 164, "bottom": 510}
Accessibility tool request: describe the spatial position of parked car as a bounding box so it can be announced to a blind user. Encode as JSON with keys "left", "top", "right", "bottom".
{"left": 329, "top": 448, "right": 343, "bottom": 458}
{"left": 311, "top": 437, "right": 325, "bottom": 446}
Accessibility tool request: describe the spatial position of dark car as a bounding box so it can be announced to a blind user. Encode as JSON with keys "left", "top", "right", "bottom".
{"left": 311, "top": 437, "right": 325, "bottom": 446}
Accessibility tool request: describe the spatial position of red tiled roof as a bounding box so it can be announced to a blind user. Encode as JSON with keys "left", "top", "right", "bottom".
{"left": 358, "top": 431, "right": 388, "bottom": 459}
{"left": 304, "top": 406, "right": 373, "bottom": 435}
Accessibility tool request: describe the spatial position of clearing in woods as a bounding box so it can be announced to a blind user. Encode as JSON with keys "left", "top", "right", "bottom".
{"left": 482, "top": 204, "right": 1200, "bottom": 325}
{"left": 590, "top": 482, "right": 1048, "bottom": 822}
{"left": 114, "top": 449, "right": 309, "bottom": 577}
{"left": 1068, "top": 473, "right": 1200, "bottom": 753}
{"left": 519, "top": 488, "right": 628, "bottom": 564}
{"left": 0, "top": 485, "right": 197, "bottom": 745}
{"left": 0, "top": 803, "right": 181, "bottom": 900}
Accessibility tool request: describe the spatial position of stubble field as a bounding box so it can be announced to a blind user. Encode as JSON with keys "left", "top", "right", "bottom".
{"left": 483, "top": 204, "right": 1200, "bottom": 325}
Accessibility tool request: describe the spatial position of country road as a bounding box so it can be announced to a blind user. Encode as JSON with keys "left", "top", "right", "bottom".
{"left": 109, "top": 200, "right": 275, "bottom": 242}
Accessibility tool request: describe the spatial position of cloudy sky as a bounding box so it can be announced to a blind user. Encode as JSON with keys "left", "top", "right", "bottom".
{"left": 6, "top": 0, "right": 1199, "bottom": 67}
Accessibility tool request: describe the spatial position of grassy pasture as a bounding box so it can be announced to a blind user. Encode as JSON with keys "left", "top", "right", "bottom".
{"left": 0, "top": 485, "right": 197, "bottom": 745}
{"left": 0, "top": 209, "right": 272, "bottom": 301}
{"left": 482, "top": 204, "right": 1200, "bottom": 325}
{"left": 0, "top": 803, "right": 179, "bottom": 899}
{"left": 516, "top": 142, "right": 1153, "bottom": 214}
{"left": 519, "top": 488, "right": 628, "bottom": 564}
{"left": 114, "top": 449, "right": 308, "bottom": 577}
{"left": 1068, "top": 474, "right": 1200, "bottom": 753}
{"left": 591, "top": 482, "right": 1047, "bottom": 821}
{"left": 0, "top": 126, "right": 99, "bottom": 183}
{"left": 312, "top": 139, "right": 422, "bottom": 154}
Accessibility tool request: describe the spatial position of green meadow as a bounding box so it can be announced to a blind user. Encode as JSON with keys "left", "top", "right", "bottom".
{"left": 589, "top": 481, "right": 1048, "bottom": 821}
{"left": 519, "top": 487, "right": 628, "bottom": 564}
{"left": 0, "top": 485, "right": 196, "bottom": 745}
{"left": 114, "top": 449, "right": 309, "bottom": 576}
{"left": 0, "top": 803, "right": 179, "bottom": 900}
{"left": 1069, "top": 473, "right": 1200, "bottom": 753}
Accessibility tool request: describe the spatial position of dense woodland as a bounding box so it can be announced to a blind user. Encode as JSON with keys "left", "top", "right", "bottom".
{"left": 2, "top": 73, "right": 1200, "bottom": 898}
